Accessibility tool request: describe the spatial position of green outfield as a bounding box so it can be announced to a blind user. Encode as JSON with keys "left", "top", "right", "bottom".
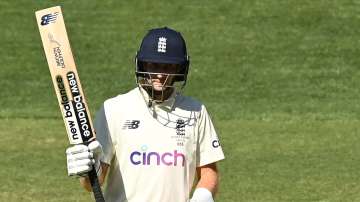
{"left": 1, "top": 0, "right": 360, "bottom": 201}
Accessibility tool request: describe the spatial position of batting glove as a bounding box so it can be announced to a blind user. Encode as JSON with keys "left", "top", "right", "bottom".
{"left": 190, "top": 188, "right": 214, "bottom": 202}
{"left": 66, "top": 140, "right": 103, "bottom": 177}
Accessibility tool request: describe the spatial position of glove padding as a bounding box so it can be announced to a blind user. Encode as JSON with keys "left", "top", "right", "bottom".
{"left": 190, "top": 188, "right": 214, "bottom": 202}
{"left": 66, "top": 140, "right": 103, "bottom": 177}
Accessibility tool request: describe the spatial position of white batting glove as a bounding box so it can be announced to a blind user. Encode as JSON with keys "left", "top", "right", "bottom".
{"left": 66, "top": 140, "right": 103, "bottom": 177}
{"left": 190, "top": 188, "right": 214, "bottom": 202}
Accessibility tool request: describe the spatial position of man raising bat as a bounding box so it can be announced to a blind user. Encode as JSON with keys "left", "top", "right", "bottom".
{"left": 66, "top": 27, "right": 225, "bottom": 202}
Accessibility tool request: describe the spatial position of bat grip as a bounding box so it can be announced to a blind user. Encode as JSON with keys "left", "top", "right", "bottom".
{"left": 88, "top": 166, "right": 105, "bottom": 202}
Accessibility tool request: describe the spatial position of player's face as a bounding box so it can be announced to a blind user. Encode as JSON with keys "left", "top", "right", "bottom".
{"left": 143, "top": 62, "right": 180, "bottom": 91}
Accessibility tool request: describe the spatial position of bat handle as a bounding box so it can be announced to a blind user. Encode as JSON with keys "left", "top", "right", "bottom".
{"left": 88, "top": 165, "right": 105, "bottom": 202}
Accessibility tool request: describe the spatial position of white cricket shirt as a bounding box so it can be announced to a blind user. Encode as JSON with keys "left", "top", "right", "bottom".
{"left": 94, "top": 87, "right": 225, "bottom": 202}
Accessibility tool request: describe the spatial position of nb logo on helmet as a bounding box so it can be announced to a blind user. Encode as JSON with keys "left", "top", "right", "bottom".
{"left": 157, "top": 37, "right": 167, "bottom": 53}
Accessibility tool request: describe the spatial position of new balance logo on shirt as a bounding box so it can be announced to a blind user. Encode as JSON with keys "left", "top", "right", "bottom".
{"left": 123, "top": 120, "right": 140, "bottom": 129}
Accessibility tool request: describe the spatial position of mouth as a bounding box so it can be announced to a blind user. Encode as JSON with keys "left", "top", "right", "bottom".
{"left": 150, "top": 79, "right": 165, "bottom": 86}
{"left": 142, "top": 75, "right": 174, "bottom": 92}
{"left": 152, "top": 82, "right": 165, "bottom": 91}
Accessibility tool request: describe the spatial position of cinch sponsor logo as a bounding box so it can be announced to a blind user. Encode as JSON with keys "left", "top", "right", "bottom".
{"left": 130, "top": 148, "right": 186, "bottom": 167}
{"left": 40, "top": 12, "right": 59, "bottom": 26}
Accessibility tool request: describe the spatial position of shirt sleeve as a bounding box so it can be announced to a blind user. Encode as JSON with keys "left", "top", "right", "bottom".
{"left": 196, "top": 105, "right": 225, "bottom": 167}
{"left": 94, "top": 104, "right": 115, "bottom": 165}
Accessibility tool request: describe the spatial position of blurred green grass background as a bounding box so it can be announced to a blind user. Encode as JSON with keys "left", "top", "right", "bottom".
{"left": 1, "top": 0, "right": 360, "bottom": 201}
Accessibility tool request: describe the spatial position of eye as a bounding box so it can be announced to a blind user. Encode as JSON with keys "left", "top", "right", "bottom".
{"left": 143, "top": 63, "right": 181, "bottom": 74}
{"left": 143, "top": 63, "right": 157, "bottom": 72}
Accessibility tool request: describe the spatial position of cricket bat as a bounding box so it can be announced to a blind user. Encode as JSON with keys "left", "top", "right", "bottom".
{"left": 35, "top": 6, "right": 105, "bottom": 202}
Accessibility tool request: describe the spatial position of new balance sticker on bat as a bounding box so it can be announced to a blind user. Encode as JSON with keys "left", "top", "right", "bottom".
{"left": 40, "top": 12, "right": 59, "bottom": 26}
{"left": 123, "top": 120, "right": 140, "bottom": 129}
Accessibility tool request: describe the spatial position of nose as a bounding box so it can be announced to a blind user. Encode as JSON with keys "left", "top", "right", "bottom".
{"left": 156, "top": 74, "right": 163, "bottom": 79}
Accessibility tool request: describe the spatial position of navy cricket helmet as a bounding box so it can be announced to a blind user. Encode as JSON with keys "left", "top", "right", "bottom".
{"left": 135, "top": 27, "right": 190, "bottom": 82}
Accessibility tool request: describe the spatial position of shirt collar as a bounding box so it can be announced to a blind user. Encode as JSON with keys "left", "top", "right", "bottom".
{"left": 137, "top": 86, "right": 177, "bottom": 111}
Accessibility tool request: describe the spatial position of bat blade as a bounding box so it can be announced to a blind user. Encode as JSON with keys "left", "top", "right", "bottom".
{"left": 35, "top": 6, "right": 105, "bottom": 202}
